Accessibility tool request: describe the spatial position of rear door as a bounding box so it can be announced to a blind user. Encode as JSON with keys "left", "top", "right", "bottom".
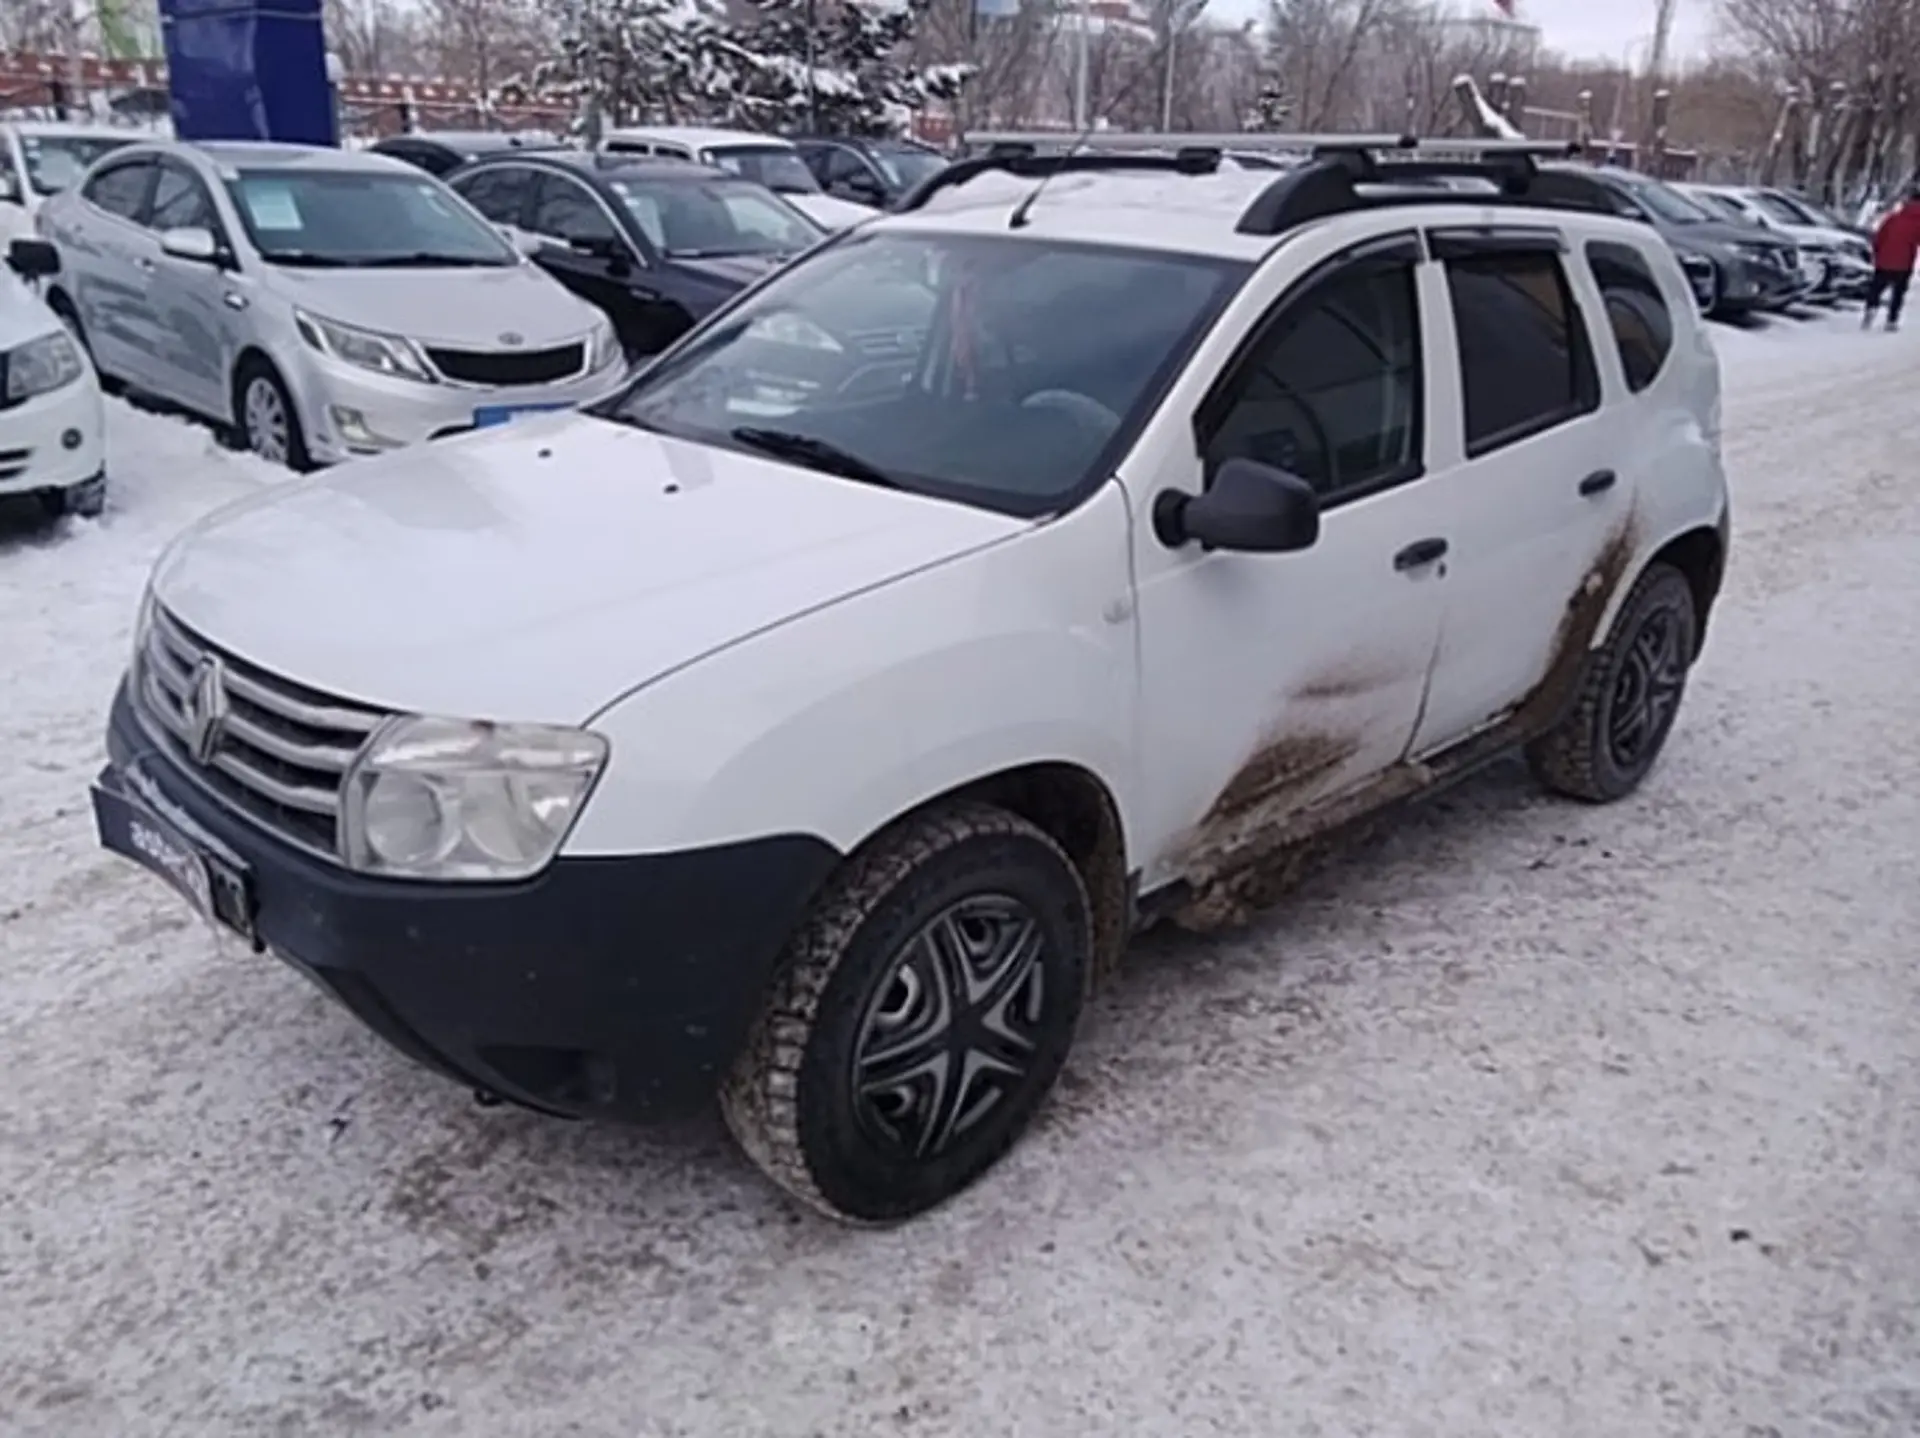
{"left": 1406, "top": 228, "right": 1634, "bottom": 756}
{"left": 65, "top": 154, "right": 157, "bottom": 377}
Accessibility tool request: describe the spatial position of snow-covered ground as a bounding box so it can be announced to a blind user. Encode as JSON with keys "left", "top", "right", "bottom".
{"left": 2, "top": 312, "right": 1916, "bottom": 1436}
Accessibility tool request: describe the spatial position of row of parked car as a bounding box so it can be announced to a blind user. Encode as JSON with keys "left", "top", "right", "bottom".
{"left": 0, "top": 113, "right": 1880, "bottom": 524}
{"left": 0, "top": 117, "right": 951, "bottom": 507}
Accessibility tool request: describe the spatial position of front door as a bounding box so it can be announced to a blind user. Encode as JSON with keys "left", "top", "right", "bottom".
{"left": 131, "top": 160, "right": 232, "bottom": 415}
{"left": 1405, "top": 229, "right": 1636, "bottom": 755}
{"left": 1128, "top": 231, "right": 1454, "bottom": 891}
{"left": 524, "top": 172, "right": 662, "bottom": 355}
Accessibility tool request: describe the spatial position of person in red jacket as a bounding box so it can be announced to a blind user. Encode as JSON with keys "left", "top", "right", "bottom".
{"left": 1863, "top": 185, "right": 1920, "bottom": 331}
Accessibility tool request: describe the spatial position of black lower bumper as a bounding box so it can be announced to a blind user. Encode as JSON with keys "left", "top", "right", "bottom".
{"left": 97, "top": 682, "right": 841, "bottom": 1121}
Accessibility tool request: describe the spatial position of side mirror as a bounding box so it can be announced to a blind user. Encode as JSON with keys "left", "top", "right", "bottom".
{"left": 1153, "top": 458, "right": 1320, "bottom": 554}
{"left": 839, "top": 173, "right": 884, "bottom": 203}
{"left": 159, "top": 226, "right": 220, "bottom": 263}
{"left": 6, "top": 237, "right": 60, "bottom": 279}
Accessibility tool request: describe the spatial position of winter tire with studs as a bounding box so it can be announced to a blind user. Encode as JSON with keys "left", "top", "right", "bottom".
{"left": 721, "top": 803, "right": 1091, "bottom": 1224}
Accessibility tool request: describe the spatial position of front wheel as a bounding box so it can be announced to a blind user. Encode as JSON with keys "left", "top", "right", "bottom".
{"left": 234, "top": 358, "right": 311, "bottom": 471}
{"left": 722, "top": 803, "right": 1091, "bottom": 1224}
{"left": 1527, "top": 562, "right": 1699, "bottom": 803}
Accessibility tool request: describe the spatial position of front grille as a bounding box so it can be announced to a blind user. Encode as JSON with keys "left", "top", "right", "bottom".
{"left": 136, "top": 606, "right": 386, "bottom": 858}
{"left": 425, "top": 343, "right": 585, "bottom": 386}
{"left": 0, "top": 446, "right": 29, "bottom": 480}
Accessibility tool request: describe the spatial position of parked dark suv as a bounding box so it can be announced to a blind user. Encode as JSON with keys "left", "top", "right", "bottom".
{"left": 791, "top": 135, "right": 949, "bottom": 208}
{"left": 1548, "top": 164, "right": 1806, "bottom": 319}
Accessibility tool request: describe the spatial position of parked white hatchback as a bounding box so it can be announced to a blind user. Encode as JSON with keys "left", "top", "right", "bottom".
{"left": 1, "top": 238, "right": 105, "bottom": 518}
{"left": 35, "top": 140, "right": 626, "bottom": 468}
{"left": 92, "top": 137, "right": 1730, "bottom": 1224}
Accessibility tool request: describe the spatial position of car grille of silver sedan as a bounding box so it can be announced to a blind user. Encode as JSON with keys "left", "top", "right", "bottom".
{"left": 425, "top": 343, "right": 587, "bottom": 386}
{"left": 134, "top": 605, "right": 386, "bottom": 858}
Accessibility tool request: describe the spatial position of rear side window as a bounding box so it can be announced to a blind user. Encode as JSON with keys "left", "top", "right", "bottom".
{"left": 1585, "top": 240, "right": 1674, "bottom": 393}
{"left": 84, "top": 159, "right": 153, "bottom": 221}
{"left": 1444, "top": 250, "right": 1598, "bottom": 456}
{"left": 454, "top": 166, "right": 531, "bottom": 225}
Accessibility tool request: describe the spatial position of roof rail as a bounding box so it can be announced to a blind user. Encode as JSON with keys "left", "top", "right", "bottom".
{"left": 962, "top": 130, "right": 1584, "bottom": 159}
{"left": 893, "top": 147, "right": 1221, "bottom": 214}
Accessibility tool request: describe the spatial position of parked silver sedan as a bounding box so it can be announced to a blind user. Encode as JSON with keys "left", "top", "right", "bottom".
{"left": 35, "top": 140, "right": 626, "bottom": 468}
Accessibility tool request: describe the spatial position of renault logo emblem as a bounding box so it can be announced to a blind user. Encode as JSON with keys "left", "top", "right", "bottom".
{"left": 183, "top": 655, "right": 230, "bottom": 766}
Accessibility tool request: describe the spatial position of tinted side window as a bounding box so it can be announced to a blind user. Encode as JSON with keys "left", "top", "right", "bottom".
{"left": 529, "top": 174, "right": 617, "bottom": 244}
{"left": 149, "top": 164, "right": 217, "bottom": 232}
{"left": 824, "top": 148, "right": 867, "bottom": 185}
{"left": 1585, "top": 240, "right": 1674, "bottom": 393}
{"left": 1445, "top": 251, "right": 1598, "bottom": 456}
{"left": 1204, "top": 261, "right": 1423, "bottom": 503}
{"left": 455, "top": 166, "right": 530, "bottom": 225}
{"left": 84, "top": 159, "right": 153, "bottom": 221}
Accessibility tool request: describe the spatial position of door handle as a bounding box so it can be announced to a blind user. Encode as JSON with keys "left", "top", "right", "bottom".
{"left": 222, "top": 292, "right": 247, "bottom": 311}
{"left": 135, "top": 257, "right": 155, "bottom": 273}
{"left": 1393, "top": 537, "right": 1449, "bottom": 571}
{"left": 1579, "top": 469, "right": 1617, "bottom": 497}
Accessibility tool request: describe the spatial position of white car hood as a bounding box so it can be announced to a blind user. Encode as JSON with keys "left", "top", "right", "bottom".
{"left": 0, "top": 269, "right": 61, "bottom": 349}
{"left": 262, "top": 261, "right": 601, "bottom": 347}
{"left": 151, "top": 413, "right": 1024, "bottom": 723}
{"left": 785, "top": 192, "right": 879, "bottom": 230}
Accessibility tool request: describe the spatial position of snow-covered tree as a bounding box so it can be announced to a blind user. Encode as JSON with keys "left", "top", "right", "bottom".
{"left": 525, "top": 0, "right": 745, "bottom": 128}
{"left": 722, "top": 0, "right": 972, "bottom": 136}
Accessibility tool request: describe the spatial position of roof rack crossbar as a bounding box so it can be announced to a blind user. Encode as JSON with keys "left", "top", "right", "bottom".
{"left": 1235, "top": 151, "right": 1607, "bottom": 235}
{"left": 894, "top": 148, "right": 1220, "bottom": 213}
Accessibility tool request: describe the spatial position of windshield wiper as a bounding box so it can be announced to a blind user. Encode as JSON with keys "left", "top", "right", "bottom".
{"left": 262, "top": 251, "right": 353, "bottom": 267}
{"left": 730, "top": 427, "right": 901, "bottom": 489}
{"left": 354, "top": 252, "right": 503, "bottom": 268}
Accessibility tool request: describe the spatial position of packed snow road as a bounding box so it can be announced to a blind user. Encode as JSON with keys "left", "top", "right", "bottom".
{"left": 2, "top": 314, "right": 1916, "bottom": 1437}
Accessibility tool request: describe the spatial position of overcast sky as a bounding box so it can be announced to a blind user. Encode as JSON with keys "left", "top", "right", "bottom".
{"left": 1514, "top": 0, "right": 1715, "bottom": 61}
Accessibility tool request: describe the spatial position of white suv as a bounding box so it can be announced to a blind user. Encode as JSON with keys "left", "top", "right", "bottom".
{"left": 91, "top": 136, "right": 1730, "bottom": 1224}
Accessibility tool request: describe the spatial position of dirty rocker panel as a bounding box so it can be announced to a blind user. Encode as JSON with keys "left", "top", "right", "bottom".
{"left": 98, "top": 681, "right": 843, "bottom": 1121}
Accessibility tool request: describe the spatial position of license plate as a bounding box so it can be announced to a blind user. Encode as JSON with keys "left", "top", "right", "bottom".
{"left": 92, "top": 779, "right": 254, "bottom": 939}
{"left": 472, "top": 402, "right": 570, "bottom": 429}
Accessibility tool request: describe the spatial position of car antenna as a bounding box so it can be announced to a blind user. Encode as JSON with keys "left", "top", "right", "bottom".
{"left": 1006, "top": 27, "right": 1192, "bottom": 231}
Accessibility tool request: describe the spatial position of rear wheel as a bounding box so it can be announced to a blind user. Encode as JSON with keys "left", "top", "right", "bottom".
{"left": 722, "top": 803, "right": 1090, "bottom": 1224}
{"left": 1527, "top": 562, "right": 1698, "bottom": 803}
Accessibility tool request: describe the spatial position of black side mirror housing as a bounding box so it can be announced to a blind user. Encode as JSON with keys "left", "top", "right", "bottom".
{"left": 6, "top": 237, "right": 60, "bottom": 280}
{"left": 1154, "top": 458, "right": 1320, "bottom": 554}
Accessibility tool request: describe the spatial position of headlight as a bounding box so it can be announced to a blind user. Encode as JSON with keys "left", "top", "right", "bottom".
{"left": 589, "top": 317, "right": 622, "bottom": 371}
{"left": 294, "top": 308, "right": 435, "bottom": 383}
{"left": 341, "top": 715, "right": 608, "bottom": 880}
{"left": 5, "top": 329, "right": 85, "bottom": 401}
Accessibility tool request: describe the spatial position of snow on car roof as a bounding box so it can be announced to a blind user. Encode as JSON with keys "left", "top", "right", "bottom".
{"left": 603, "top": 126, "right": 797, "bottom": 153}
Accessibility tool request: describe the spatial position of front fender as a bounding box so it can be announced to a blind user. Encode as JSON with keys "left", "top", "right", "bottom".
{"left": 565, "top": 482, "right": 1140, "bottom": 859}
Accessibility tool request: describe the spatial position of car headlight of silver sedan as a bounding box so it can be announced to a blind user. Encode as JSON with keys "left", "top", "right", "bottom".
{"left": 294, "top": 308, "right": 437, "bottom": 383}
{"left": 4, "top": 328, "right": 86, "bottom": 402}
{"left": 341, "top": 716, "right": 609, "bottom": 880}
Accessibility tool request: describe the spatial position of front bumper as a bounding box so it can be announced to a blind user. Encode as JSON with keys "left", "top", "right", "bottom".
{"left": 283, "top": 344, "right": 630, "bottom": 466}
{"left": 94, "top": 682, "right": 840, "bottom": 1121}
{"left": 1716, "top": 255, "right": 1803, "bottom": 313}
{"left": 0, "top": 370, "right": 106, "bottom": 497}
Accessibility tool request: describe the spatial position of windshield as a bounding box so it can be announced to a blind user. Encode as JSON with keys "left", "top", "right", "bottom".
{"left": 1625, "top": 176, "right": 1717, "bottom": 224}
{"left": 610, "top": 176, "right": 823, "bottom": 257}
{"left": 223, "top": 168, "right": 516, "bottom": 266}
{"left": 603, "top": 232, "right": 1247, "bottom": 515}
{"left": 1691, "top": 190, "right": 1752, "bottom": 223}
{"left": 20, "top": 133, "right": 136, "bottom": 196}
{"left": 1751, "top": 191, "right": 1814, "bottom": 226}
{"left": 703, "top": 145, "right": 821, "bottom": 194}
{"left": 871, "top": 148, "right": 947, "bottom": 189}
